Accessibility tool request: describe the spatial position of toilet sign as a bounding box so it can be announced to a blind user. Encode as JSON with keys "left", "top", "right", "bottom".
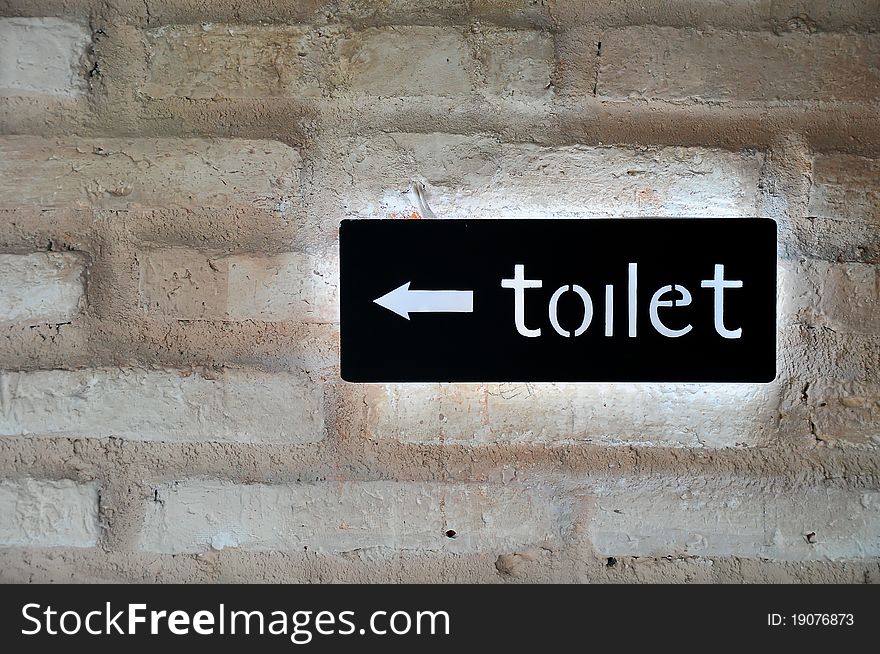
{"left": 340, "top": 218, "right": 776, "bottom": 383}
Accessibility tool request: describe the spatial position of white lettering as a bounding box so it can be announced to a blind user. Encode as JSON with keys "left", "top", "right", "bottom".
{"left": 501, "top": 264, "right": 542, "bottom": 337}
{"left": 701, "top": 264, "right": 743, "bottom": 339}
{"left": 649, "top": 284, "right": 693, "bottom": 337}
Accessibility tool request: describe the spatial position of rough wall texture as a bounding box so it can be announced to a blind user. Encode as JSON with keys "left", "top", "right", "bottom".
{"left": 0, "top": 1, "right": 878, "bottom": 583}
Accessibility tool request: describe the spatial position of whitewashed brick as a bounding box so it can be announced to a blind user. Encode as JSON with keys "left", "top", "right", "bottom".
{"left": 340, "top": 136, "right": 761, "bottom": 219}
{"left": 140, "top": 480, "right": 563, "bottom": 555}
{"left": 0, "top": 137, "right": 301, "bottom": 211}
{"left": 368, "top": 382, "right": 778, "bottom": 447}
{"left": 0, "top": 369, "right": 322, "bottom": 444}
{"left": 139, "top": 248, "right": 339, "bottom": 322}
{"left": 0, "top": 253, "right": 85, "bottom": 324}
{"left": 590, "top": 480, "right": 880, "bottom": 560}
{"left": 0, "top": 478, "right": 99, "bottom": 548}
{"left": 0, "top": 18, "right": 89, "bottom": 98}
{"left": 599, "top": 28, "right": 880, "bottom": 102}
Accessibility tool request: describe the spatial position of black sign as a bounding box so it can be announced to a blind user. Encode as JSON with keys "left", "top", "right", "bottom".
{"left": 340, "top": 218, "right": 776, "bottom": 383}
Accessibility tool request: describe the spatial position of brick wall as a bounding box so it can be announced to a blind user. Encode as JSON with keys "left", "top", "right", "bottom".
{"left": 0, "top": 1, "right": 878, "bottom": 583}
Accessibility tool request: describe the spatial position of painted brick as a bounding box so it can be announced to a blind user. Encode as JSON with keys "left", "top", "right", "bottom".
{"left": 0, "top": 137, "right": 301, "bottom": 211}
{"left": 140, "top": 480, "right": 564, "bottom": 554}
{"left": 806, "top": 154, "right": 880, "bottom": 263}
{"left": 143, "top": 25, "right": 325, "bottom": 99}
{"left": 339, "top": 136, "right": 761, "bottom": 219}
{"left": 0, "top": 18, "right": 89, "bottom": 98}
{"left": 0, "top": 478, "right": 100, "bottom": 548}
{"left": 368, "top": 382, "right": 778, "bottom": 447}
{"left": 0, "top": 369, "right": 323, "bottom": 444}
{"left": 598, "top": 28, "right": 880, "bottom": 103}
{"left": 0, "top": 253, "right": 85, "bottom": 324}
{"left": 590, "top": 480, "right": 880, "bottom": 560}
{"left": 139, "top": 248, "right": 339, "bottom": 322}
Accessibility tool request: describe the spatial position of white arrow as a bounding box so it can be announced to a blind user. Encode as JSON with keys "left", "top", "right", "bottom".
{"left": 373, "top": 282, "right": 474, "bottom": 320}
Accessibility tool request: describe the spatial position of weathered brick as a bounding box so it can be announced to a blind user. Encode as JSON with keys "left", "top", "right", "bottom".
{"left": 805, "top": 154, "right": 880, "bottom": 262}
{"left": 780, "top": 261, "right": 878, "bottom": 335}
{"left": 368, "top": 382, "right": 778, "bottom": 447}
{"left": 809, "top": 154, "right": 880, "bottom": 220}
{"left": 139, "top": 248, "right": 224, "bottom": 318}
{"left": 143, "top": 25, "right": 325, "bottom": 99}
{"left": 0, "top": 253, "right": 85, "bottom": 324}
{"left": 337, "top": 0, "right": 471, "bottom": 25}
{"left": 0, "top": 368, "right": 323, "bottom": 444}
{"left": 142, "top": 24, "right": 554, "bottom": 101}
{"left": 598, "top": 28, "right": 880, "bottom": 103}
{"left": 0, "top": 18, "right": 89, "bottom": 98}
{"left": 468, "top": 0, "right": 554, "bottom": 26}
{"left": 0, "top": 478, "right": 100, "bottom": 548}
{"left": 590, "top": 480, "right": 880, "bottom": 560}
{"left": 139, "top": 248, "right": 339, "bottom": 322}
{"left": 337, "top": 136, "right": 761, "bottom": 219}
{"left": 806, "top": 380, "right": 879, "bottom": 445}
{"left": 124, "top": 207, "right": 299, "bottom": 250}
{"left": 1, "top": 0, "right": 879, "bottom": 583}
{"left": 338, "top": 27, "right": 474, "bottom": 96}
{"left": 779, "top": 329, "right": 880, "bottom": 383}
{"left": 0, "top": 137, "right": 301, "bottom": 211}
{"left": 474, "top": 28, "right": 554, "bottom": 100}
{"left": 504, "top": 0, "right": 880, "bottom": 31}
{"left": 140, "top": 480, "right": 563, "bottom": 554}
